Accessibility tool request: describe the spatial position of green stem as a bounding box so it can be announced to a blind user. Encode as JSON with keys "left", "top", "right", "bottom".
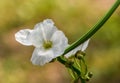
{"left": 57, "top": 56, "right": 81, "bottom": 75}
{"left": 81, "top": 78, "right": 86, "bottom": 83}
{"left": 63, "top": 0, "right": 120, "bottom": 55}
{"left": 81, "top": 57, "right": 88, "bottom": 75}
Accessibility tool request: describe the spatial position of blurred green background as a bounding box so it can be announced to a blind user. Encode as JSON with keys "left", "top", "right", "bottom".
{"left": 0, "top": 0, "right": 120, "bottom": 83}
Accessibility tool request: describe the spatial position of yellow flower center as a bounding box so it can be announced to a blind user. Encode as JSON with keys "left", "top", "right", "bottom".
{"left": 43, "top": 41, "right": 52, "bottom": 49}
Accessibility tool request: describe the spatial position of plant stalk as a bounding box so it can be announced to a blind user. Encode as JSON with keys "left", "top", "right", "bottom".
{"left": 63, "top": 0, "right": 120, "bottom": 55}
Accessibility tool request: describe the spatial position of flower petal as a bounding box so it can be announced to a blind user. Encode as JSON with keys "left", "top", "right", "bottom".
{"left": 29, "top": 26, "right": 44, "bottom": 47}
{"left": 30, "top": 19, "right": 58, "bottom": 47}
{"left": 65, "top": 39, "right": 90, "bottom": 58}
{"left": 39, "top": 19, "right": 58, "bottom": 40}
{"left": 43, "top": 19, "right": 54, "bottom": 27}
{"left": 15, "top": 29, "right": 32, "bottom": 46}
{"left": 43, "top": 19, "right": 57, "bottom": 40}
{"left": 81, "top": 39, "right": 90, "bottom": 51}
{"left": 51, "top": 31, "right": 68, "bottom": 57}
{"left": 31, "top": 48, "right": 54, "bottom": 66}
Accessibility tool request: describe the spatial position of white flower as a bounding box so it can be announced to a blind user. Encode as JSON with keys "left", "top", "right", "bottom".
{"left": 15, "top": 19, "right": 68, "bottom": 66}
{"left": 65, "top": 39, "right": 90, "bottom": 58}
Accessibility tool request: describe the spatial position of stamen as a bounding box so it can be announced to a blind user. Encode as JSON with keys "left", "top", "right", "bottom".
{"left": 43, "top": 41, "right": 52, "bottom": 49}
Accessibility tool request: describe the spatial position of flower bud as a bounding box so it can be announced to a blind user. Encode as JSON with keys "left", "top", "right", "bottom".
{"left": 75, "top": 50, "right": 85, "bottom": 59}
{"left": 88, "top": 72, "right": 93, "bottom": 78}
{"left": 65, "top": 59, "right": 74, "bottom": 67}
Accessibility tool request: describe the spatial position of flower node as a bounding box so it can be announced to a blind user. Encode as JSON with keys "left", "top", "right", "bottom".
{"left": 65, "top": 59, "right": 74, "bottom": 67}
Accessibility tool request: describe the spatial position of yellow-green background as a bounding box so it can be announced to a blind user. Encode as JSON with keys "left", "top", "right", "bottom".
{"left": 0, "top": 0, "right": 120, "bottom": 83}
